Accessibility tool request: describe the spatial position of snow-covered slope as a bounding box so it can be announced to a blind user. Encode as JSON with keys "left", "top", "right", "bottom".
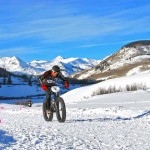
{"left": 0, "top": 56, "right": 100, "bottom": 76}
{"left": 63, "top": 71, "right": 150, "bottom": 103}
{"left": 72, "top": 40, "right": 150, "bottom": 80}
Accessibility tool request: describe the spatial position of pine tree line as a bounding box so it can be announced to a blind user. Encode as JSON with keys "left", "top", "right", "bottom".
{"left": 0, "top": 67, "right": 33, "bottom": 87}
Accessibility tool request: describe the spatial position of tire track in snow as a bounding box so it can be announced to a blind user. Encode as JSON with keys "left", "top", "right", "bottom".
{"left": 0, "top": 105, "right": 150, "bottom": 149}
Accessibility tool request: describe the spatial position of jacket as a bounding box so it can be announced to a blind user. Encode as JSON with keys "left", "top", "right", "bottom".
{"left": 39, "top": 70, "right": 68, "bottom": 90}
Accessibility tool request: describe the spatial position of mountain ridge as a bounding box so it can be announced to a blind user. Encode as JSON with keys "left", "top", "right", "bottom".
{"left": 71, "top": 40, "right": 150, "bottom": 80}
{"left": 0, "top": 56, "right": 101, "bottom": 76}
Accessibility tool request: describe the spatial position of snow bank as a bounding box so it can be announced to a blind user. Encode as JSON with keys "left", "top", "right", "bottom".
{"left": 62, "top": 72, "right": 150, "bottom": 103}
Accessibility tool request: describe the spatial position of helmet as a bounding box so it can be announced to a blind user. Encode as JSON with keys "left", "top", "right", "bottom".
{"left": 52, "top": 65, "right": 60, "bottom": 73}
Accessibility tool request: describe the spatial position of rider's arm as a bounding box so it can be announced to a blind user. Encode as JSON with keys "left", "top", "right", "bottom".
{"left": 58, "top": 72, "right": 69, "bottom": 88}
{"left": 58, "top": 72, "right": 67, "bottom": 81}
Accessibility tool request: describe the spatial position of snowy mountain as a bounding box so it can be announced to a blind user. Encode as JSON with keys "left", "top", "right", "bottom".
{"left": 29, "top": 56, "right": 100, "bottom": 76}
{"left": 0, "top": 56, "right": 43, "bottom": 75}
{"left": 0, "top": 56, "right": 100, "bottom": 76}
{"left": 72, "top": 40, "right": 150, "bottom": 80}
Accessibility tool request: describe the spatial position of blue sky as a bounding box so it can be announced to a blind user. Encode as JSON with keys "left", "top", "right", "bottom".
{"left": 0, "top": 0, "right": 150, "bottom": 62}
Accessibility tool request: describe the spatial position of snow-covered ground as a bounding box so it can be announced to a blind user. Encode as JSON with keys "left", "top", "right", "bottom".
{"left": 0, "top": 73, "right": 150, "bottom": 149}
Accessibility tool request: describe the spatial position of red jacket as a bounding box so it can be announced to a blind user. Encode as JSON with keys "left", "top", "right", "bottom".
{"left": 39, "top": 70, "right": 69, "bottom": 90}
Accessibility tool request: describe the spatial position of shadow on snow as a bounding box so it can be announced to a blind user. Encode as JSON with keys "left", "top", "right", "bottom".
{"left": 0, "top": 130, "right": 16, "bottom": 149}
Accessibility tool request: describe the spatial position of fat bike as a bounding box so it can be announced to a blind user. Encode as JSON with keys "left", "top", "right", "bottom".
{"left": 43, "top": 84, "right": 66, "bottom": 123}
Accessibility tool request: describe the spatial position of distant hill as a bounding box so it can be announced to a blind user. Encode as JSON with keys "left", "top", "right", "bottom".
{"left": 71, "top": 40, "right": 150, "bottom": 81}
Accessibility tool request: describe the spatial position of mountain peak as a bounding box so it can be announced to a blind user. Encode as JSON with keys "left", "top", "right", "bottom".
{"left": 11, "top": 56, "right": 23, "bottom": 62}
{"left": 12, "top": 56, "right": 19, "bottom": 59}
{"left": 53, "top": 56, "right": 64, "bottom": 62}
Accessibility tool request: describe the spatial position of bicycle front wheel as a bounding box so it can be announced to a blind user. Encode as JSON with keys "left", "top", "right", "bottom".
{"left": 55, "top": 97, "right": 66, "bottom": 123}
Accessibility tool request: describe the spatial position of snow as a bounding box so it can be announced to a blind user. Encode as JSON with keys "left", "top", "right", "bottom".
{"left": 0, "top": 85, "right": 43, "bottom": 97}
{"left": 0, "top": 91, "right": 150, "bottom": 149}
{"left": 0, "top": 56, "right": 38, "bottom": 75}
{"left": 0, "top": 72, "right": 150, "bottom": 149}
{"left": 0, "top": 56, "right": 100, "bottom": 76}
{"left": 127, "top": 65, "right": 150, "bottom": 76}
{"left": 63, "top": 72, "right": 150, "bottom": 103}
{"left": 110, "top": 55, "right": 150, "bottom": 70}
{"left": 78, "top": 70, "right": 95, "bottom": 79}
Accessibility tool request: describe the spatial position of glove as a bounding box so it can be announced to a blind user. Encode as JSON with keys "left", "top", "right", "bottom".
{"left": 64, "top": 80, "right": 69, "bottom": 89}
{"left": 41, "top": 84, "right": 48, "bottom": 90}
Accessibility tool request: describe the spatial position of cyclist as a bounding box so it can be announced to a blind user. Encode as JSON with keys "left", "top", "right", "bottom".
{"left": 39, "top": 65, "right": 69, "bottom": 113}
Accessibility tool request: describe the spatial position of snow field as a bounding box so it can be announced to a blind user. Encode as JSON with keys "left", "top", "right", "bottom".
{"left": 0, "top": 93, "right": 150, "bottom": 150}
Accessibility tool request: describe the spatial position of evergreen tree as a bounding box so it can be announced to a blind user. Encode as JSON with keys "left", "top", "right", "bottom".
{"left": 21, "top": 74, "right": 28, "bottom": 82}
{"left": 7, "top": 75, "right": 12, "bottom": 85}
{"left": 3, "top": 78, "right": 6, "bottom": 84}
{"left": 28, "top": 77, "right": 32, "bottom": 86}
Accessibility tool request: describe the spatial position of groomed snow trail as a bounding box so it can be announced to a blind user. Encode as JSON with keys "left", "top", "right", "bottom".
{"left": 0, "top": 103, "right": 150, "bottom": 150}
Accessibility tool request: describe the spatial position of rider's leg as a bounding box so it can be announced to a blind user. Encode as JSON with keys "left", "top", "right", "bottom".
{"left": 45, "top": 89, "right": 51, "bottom": 109}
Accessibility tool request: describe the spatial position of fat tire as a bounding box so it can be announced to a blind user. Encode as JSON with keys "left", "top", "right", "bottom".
{"left": 43, "top": 100, "right": 53, "bottom": 121}
{"left": 55, "top": 97, "right": 66, "bottom": 123}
